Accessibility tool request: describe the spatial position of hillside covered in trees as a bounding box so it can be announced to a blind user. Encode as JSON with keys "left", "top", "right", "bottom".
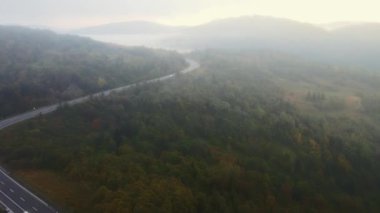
{"left": 0, "top": 26, "right": 186, "bottom": 118}
{"left": 1, "top": 50, "right": 380, "bottom": 212}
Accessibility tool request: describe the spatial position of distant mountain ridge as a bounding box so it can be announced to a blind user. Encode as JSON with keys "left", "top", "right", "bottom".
{"left": 175, "top": 16, "right": 380, "bottom": 69}
{"left": 72, "top": 21, "right": 183, "bottom": 35}
{"left": 185, "top": 16, "right": 327, "bottom": 36}
{"left": 73, "top": 16, "right": 380, "bottom": 69}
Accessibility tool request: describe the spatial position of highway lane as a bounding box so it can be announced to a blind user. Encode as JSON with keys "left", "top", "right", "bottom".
{"left": 0, "top": 168, "right": 57, "bottom": 213}
{"left": 0, "top": 189, "right": 24, "bottom": 213}
{"left": 0, "top": 58, "right": 199, "bottom": 213}
{"left": 0, "top": 58, "right": 199, "bottom": 131}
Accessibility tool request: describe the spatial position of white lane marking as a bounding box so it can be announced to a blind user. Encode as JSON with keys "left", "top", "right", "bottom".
{"left": 0, "top": 198, "right": 15, "bottom": 213}
{"left": 9, "top": 188, "right": 14, "bottom": 193}
{"left": 0, "top": 170, "right": 49, "bottom": 206}
{"left": 20, "top": 197, "right": 25, "bottom": 202}
{"left": 0, "top": 190, "right": 26, "bottom": 212}
{"left": 32, "top": 206, "right": 38, "bottom": 211}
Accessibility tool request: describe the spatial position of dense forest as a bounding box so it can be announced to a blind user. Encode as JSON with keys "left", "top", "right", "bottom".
{"left": 1, "top": 50, "right": 380, "bottom": 212}
{"left": 0, "top": 26, "right": 186, "bottom": 118}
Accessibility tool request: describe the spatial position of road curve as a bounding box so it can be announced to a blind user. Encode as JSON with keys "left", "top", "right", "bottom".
{"left": 0, "top": 58, "right": 199, "bottom": 213}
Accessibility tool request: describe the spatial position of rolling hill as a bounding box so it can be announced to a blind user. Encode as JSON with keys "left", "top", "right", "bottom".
{"left": 75, "top": 16, "right": 380, "bottom": 70}
{"left": 0, "top": 26, "right": 186, "bottom": 118}
{"left": 167, "top": 16, "right": 380, "bottom": 69}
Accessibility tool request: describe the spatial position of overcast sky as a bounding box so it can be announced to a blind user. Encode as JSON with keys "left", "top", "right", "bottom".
{"left": 0, "top": 0, "right": 379, "bottom": 29}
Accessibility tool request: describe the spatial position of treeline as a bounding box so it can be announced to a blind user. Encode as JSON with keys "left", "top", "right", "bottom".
{"left": 1, "top": 51, "right": 380, "bottom": 212}
{"left": 0, "top": 26, "right": 186, "bottom": 118}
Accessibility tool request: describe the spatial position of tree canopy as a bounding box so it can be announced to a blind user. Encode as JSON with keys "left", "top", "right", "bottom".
{"left": 1, "top": 50, "right": 380, "bottom": 212}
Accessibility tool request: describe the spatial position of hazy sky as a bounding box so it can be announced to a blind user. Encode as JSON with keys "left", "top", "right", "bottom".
{"left": 0, "top": 0, "right": 379, "bottom": 29}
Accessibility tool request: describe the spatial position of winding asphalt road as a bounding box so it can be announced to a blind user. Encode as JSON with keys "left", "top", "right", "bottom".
{"left": 0, "top": 58, "right": 200, "bottom": 213}
{"left": 0, "top": 59, "right": 199, "bottom": 131}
